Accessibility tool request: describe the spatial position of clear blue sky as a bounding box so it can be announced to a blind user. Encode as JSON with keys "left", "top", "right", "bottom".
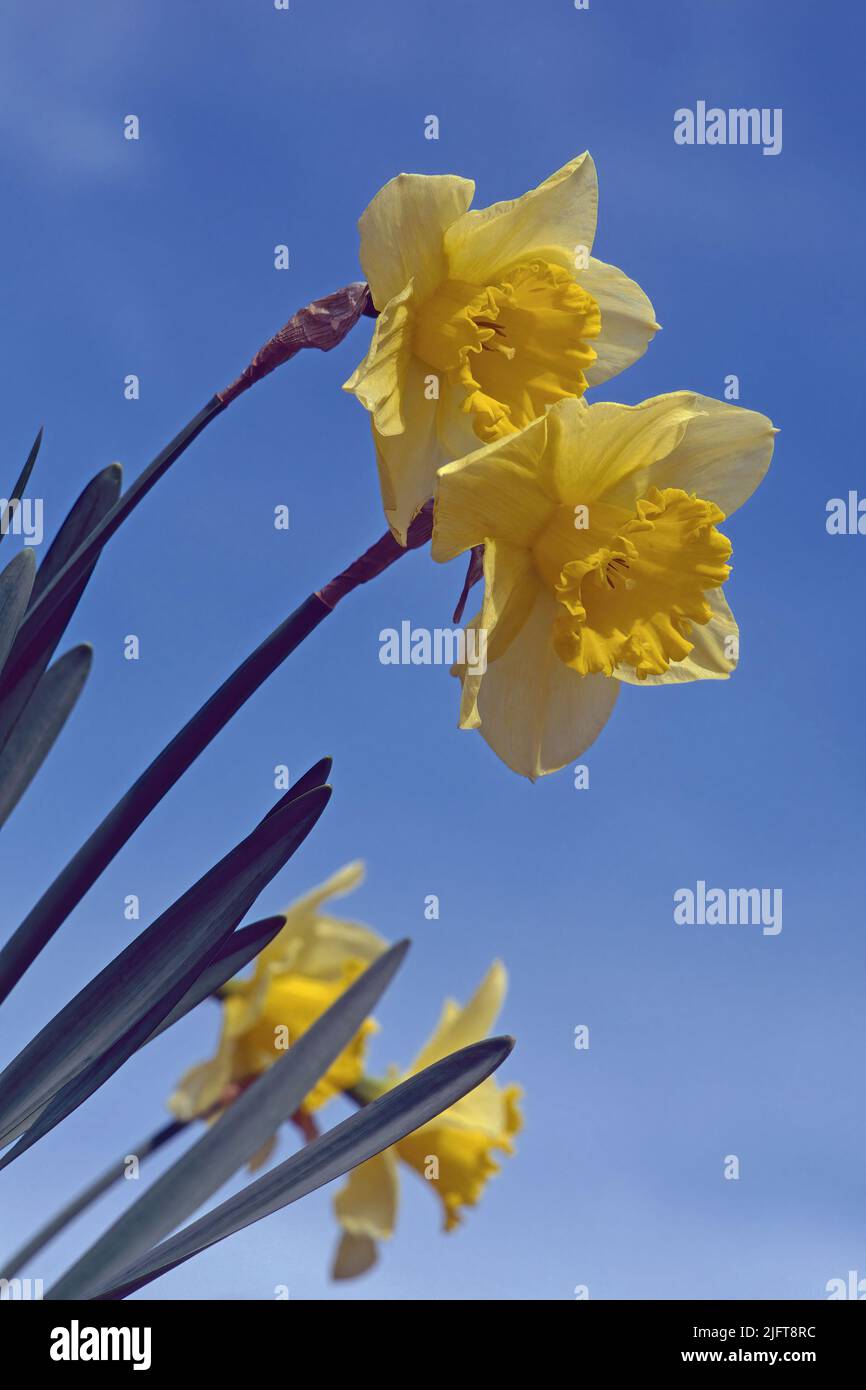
{"left": 1, "top": 0, "right": 863, "bottom": 1300}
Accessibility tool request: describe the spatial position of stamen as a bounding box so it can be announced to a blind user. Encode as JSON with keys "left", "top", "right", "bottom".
{"left": 605, "top": 555, "right": 630, "bottom": 587}
{"left": 475, "top": 318, "right": 506, "bottom": 336}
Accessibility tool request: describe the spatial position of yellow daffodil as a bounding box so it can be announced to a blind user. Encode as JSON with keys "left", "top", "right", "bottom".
{"left": 431, "top": 393, "right": 776, "bottom": 779}
{"left": 344, "top": 153, "right": 658, "bottom": 543}
{"left": 331, "top": 961, "right": 522, "bottom": 1279}
{"left": 169, "top": 862, "right": 386, "bottom": 1134}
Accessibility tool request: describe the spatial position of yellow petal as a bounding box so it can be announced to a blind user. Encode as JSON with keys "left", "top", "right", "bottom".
{"left": 222, "top": 973, "right": 273, "bottom": 1038}
{"left": 284, "top": 859, "right": 367, "bottom": 918}
{"left": 297, "top": 914, "right": 388, "bottom": 978}
{"left": 247, "top": 1132, "right": 278, "bottom": 1173}
{"left": 453, "top": 610, "right": 487, "bottom": 733}
{"left": 258, "top": 860, "right": 380, "bottom": 979}
{"left": 396, "top": 1082, "right": 522, "bottom": 1232}
{"left": 458, "top": 587, "right": 620, "bottom": 779}
{"left": 358, "top": 173, "right": 475, "bottom": 309}
{"left": 432, "top": 414, "right": 553, "bottom": 562}
{"left": 445, "top": 153, "right": 597, "bottom": 283}
{"left": 614, "top": 586, "right": 739, "bottom": 685}
{"left": 371, "top": 354, "right": 452, "bottom": 544}
{"left": 342, "top": 282, "right": 415, "bottom": 437}
{"left": 468, "top": 539, "right": 540, "bottom": 668}
{"left": 432, "top": 363, "right": 492, "bottom": 462}
{"left": 331, "top": 1231, "right": 379, "bottom": 1281}
{"left": 231, "top": 964, "right": 379, "bottom": 1110}
{"left": 411, "top": 961, "right": 508, "bottom": 1074}
{"left": 167, "top": 1038, "right": 234, "bottom": 1121}
{"left": 333, "top": 1148, "right": 400, "bottom": 1242}
{"left": 626, "top": 392, "right": 776, "bottom": 518}
{"left": 446, "top": 1074, "right": 523, "bottom": 1138}
{"left": 545, "top": 396, "right": 696, "bottom": 510}
{"left": 580, "top": 256, "right": 660, "bottom": 388}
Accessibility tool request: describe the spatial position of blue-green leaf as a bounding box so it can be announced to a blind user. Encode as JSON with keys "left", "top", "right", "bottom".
{"left": 83, "top": 1037, "right": 515, "bottom": 1301}
{"left": 48, "top": 940, "right": 409, "bottom": 1300}
{"left": 0, "top": 785, "right": 331, "bottom": 1158}
{"left": 0, "top": 644, "right": 91, "bottom": 828}
{"left": 0, "top": 549, "right": 36, "bottom": 679}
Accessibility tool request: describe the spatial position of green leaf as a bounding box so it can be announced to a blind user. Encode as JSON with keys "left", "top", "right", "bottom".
{"left": 48, "top": 940, "right": 410, "bottom": 1300}
{"left": 0, "top": 428, "right": 43, "bottom": 549}
{"left": 87, "top": 1037, "right": 515, "bottom": 1301}
{"left": 0, "top": 784, "right": 331, "bottom": 1157}
{"left": 0, "top": 549, "right": 36, "bottom": 679}
{"left": 0, "top": 465, "right": 122, "bottom": 761}
{"left": 0, "top": 597, "right": 331, "bottom": 1004}
{"left": 0, "top": 644, "right": 92, "bottom": 828}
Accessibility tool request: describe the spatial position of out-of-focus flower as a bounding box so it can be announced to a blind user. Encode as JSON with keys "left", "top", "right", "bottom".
{"left": 344, "top": 154, "right": 658, "bottom": 543}
{"left": 331, "top": 961, "right": 522, "bottom": 1279}
{"left": 169, "top": 863, "right": 386, "bottom": 1146}
{"left": 432, "top": 393, "right": 776, "bottom": 779}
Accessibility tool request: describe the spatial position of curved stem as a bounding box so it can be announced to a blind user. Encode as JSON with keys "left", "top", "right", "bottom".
{"left": 0, "top": 507, "right": 433, "bottom": 1002}
{"left": 2, "top": 282, "right": 373, "bottom": 747}
{"left": 0, "top": 1118, "right": 187, "bottom": 1281}
{"left": 4, "top": 401, "right": 223, "bottom": 707}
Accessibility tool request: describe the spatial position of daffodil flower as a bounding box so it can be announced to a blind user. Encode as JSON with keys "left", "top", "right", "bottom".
{"left": 332, "top": 962, "right": 522, "bottom": 1279}
{"left": 344, "top": 154, "right": 658, "bottom": 543}
{"left": 169, "top": 863, "right": 386, "bottom": 1149}
{"left": 431, "top": 393, "right": 776, "bottom": 779}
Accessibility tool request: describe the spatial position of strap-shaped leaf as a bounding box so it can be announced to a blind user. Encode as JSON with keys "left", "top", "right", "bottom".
{"left": 0, "top": 644, "right": 92, "bottom": 829}
{"left": 0, "top": 465, "right": 122, "bottom": 760}
{"left": 4, "top": 909, "right": 300, "bottom": 1165}
{"left": 0, "top": 783, "right": 331, "bottom": 1152}
{"left": 0, "top": 428, "right": 43, "bottom": 549}
{"left": 146, "top": 915, "right": 286, "bottom": 1044}
{"left": 0, "top": 918, "right": 289, "bottom": 1279}
{"left": 0, "top": 595, "right": 331, "bottom": 1004}
{"left": 8, "top": 401, "right": 222, "bottom": 695}
{"left": 146, "top": 754, "right": 334, "bottom": 1044}
{"left": 0, "top": 549, "right": 36, "bottom": 679}
{"left": 82, "top": 1035, "right": 513, "bottom": 1301}
{"left": 50, "top": 940, "right": 409, "bottom": 1300}
{"left": 260, "top": 756, "right": 332, "bottom": 821}
{"left": 0, "top": 1118, "right": 185, "bottom": 1284}
{"left": 31, "top": 463, "right": 122, "bottom": 605}
{"left": 0, "top": 793, "right": 330, "bottom": 1168}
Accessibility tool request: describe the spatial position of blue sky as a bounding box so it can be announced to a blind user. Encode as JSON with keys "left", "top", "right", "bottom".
{"left": 1, "top": 0, "right": 864, "bottom": 1300}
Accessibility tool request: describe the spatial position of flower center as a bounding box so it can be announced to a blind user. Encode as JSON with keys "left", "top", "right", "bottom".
{"left": 231, "top": 963, "right": 373, "bottom": 1104}
{"left": 531, "top": 487, "right": 732, "bottom": 679}
{"left": 413, "top": 260, "right": 601, "bottom": 443}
